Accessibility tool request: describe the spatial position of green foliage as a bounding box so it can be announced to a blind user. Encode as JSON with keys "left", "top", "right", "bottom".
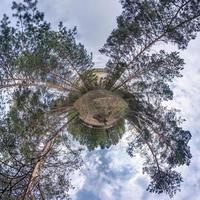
{"left": 0, "top": 0, "right": 197, "bottom": 199}
{"left": 0, "top": 0, "right": 93, "bottom": 86}
{"left": 0, "top": 88, "right": 82, "bottom": 199}
{"left": 101, "top": 0, "right": 200, "bottom": 94}
{"left": 146, "top": 168, "right": 183, "bottom": 198}
{"left": 68, "top": 118, "right": 125, "bottom": 150}
{"left": 81, "top": 68, "right": 99, "bottom": 90}
{"left": 99, "top": 3, "right": 196, "bottom": 196}
{"left": 104, "top": 62, "right": 127, "bottom": 90}
{"left": 102, "top": 0, "right": 200, "bottom": 55}
{"left": 126, "top": 91, "right": 191, "bottom": 197}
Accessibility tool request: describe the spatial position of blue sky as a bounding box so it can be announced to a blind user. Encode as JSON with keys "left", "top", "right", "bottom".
{"left": 1, "top": 1, "right": 200, "bottom": 200}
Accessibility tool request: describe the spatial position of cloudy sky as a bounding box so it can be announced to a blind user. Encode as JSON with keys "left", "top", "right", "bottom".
{"left": 1, "top": 1, "right": 200, "bottom": 200}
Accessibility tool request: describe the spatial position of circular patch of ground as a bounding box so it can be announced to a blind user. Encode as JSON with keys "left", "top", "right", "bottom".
{"left": 74, "top": 89, "right": 128, "bottom": 128}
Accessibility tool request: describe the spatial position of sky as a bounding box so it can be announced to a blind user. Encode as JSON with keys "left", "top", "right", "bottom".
{"left": 38, "top": 0, "right": 122, "bottom": 66}
{"left": 1, "top": 1, "right": 200, "bottom": 200}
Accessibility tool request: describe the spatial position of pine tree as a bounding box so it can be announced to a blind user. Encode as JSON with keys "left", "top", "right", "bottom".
{"left": 1, "top": 0, "right": 200, "bottom": 199}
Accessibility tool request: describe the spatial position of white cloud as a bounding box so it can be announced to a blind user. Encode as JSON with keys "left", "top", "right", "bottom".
{"left": 38, "top": 0, "right": 122, "bottom": 67}
{"left": 1, "top": 1, "right": 200, "bottom": 200}
{"left": 70, "top": 34, "right": 200, "bottom": 200}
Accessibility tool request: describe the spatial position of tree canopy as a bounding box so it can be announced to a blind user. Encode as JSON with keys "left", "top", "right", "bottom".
{"left": 1, "top": 0, "right": 199, "bottom": 199}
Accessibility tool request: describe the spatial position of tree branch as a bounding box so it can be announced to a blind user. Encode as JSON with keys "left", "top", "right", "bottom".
{"left": 20, "top": 113, "right": 78, "bottom": 200}
{"left": 111, "top": 5, "right": 200, "bottom": 89}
